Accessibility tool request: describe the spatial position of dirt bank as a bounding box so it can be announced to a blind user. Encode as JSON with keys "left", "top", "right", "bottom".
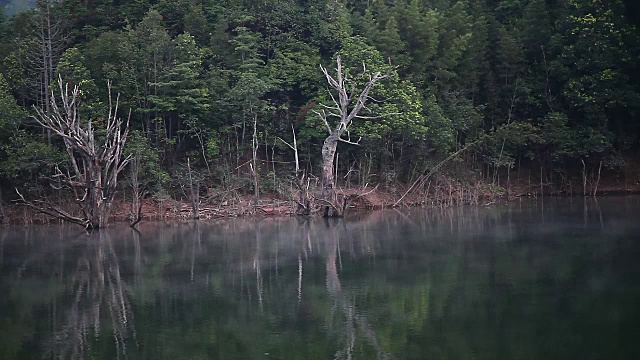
{"left": 2, "top": 168, "right": 638, "bottom": 226}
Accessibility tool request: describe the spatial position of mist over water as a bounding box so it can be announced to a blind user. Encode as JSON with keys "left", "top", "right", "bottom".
{"left": 1, "top": 196, "right": 639, "bottom": 359}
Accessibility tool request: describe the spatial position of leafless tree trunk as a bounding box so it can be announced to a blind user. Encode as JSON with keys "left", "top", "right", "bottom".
{"left": 18, "top": 77, "right": 131, "bottom": 229}
{"left": 279, "top": 124, "right": 312, "bottom": 215}
{"left": 252, "top": 113, "right": 260, "bottom": 208}
{"left": 315, "top": 56, "right": 391, "bottom": 217}
{"left": 194, "top": 128, "right": 211, "bottom": 176}
{"left": 187, "top": 157, "right": 200, "bottom": 220}
{"left": 581, "top": 159, "right": 587, "bottom": 196}
{"left": 128, "top": 154, "right": 144, "bottom": 227}
{"left": 278, "top": 124, "right": 300, "bottom": 174}
{"left": 593, "top": 160, "right": 603, "bottom": 197}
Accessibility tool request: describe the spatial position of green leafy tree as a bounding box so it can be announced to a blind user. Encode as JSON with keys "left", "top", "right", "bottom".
{"left": 56, "top": 47, "right": 99, "bottom": 119}
{"left": 335, "top": 37, "right": 425, "bottom": 141}
{"left": 520, "top": 0, "right": 551, "bottom": 61}
{"left": 374, "top": 16, "right": 410, "bottom": 70}
{"left": 430, "top": 1, "right": 473, "bottom": 92}
{"left": 560, "top": 0, "right": 638, "bottom": 131}
{"left": 0, "top": 73, "right": 63, "bottom": 193}
{"left": 306, "top": 0, "right": 352, "bottom": 54}
{"left": 151, "top": 33, "right": 209, "bottom": 129}
{"left": 268, "top": 39, "right": 322, "bottom": 93}
{"left": 0, "top": 73, "right": 20, "bottom": 136}
{"left": 423, "top": 93, "right": 454, "bottom": 153}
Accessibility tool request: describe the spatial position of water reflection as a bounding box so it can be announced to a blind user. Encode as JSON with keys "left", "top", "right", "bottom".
{"left": 45, "top": 231, "right": 137, "bottom": 359}
{"left": 1, "top": 196, "right": 639, "bottom": 359}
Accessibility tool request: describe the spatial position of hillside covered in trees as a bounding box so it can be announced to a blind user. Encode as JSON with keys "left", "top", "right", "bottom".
{"left": 0, "top": 0, "right": 639, "bottom": 222}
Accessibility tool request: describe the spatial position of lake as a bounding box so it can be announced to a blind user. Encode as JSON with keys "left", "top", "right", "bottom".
{"left": 1, "top": 196, "right": 639, "bottom": 359}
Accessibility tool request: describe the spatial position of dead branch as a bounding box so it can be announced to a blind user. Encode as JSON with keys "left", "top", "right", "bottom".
{"left": 15, "top": 188, "right": 88, "bottom": 227}
{"left": 394, "top": 140, "right": 481, "bottom": 207}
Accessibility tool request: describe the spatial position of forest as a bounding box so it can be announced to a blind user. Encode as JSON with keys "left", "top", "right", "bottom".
{"left": 0, "top": 0, "right": 639, "bottom": 224}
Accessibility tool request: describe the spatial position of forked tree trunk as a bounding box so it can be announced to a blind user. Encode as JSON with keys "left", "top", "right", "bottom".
{"left": 315, "top": 56, "right": 391, "bottom": 217}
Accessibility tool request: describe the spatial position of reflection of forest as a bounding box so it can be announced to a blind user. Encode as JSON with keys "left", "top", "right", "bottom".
{"left": 1, "top": 197, "right": 639, "bottom": 359}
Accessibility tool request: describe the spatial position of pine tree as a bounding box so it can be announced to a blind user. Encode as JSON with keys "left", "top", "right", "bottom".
{"left": 374, "top": 16, "right": 410, "bottom": 70}
{"left": 520, "top": 0, "right": 551, "bottom": 62}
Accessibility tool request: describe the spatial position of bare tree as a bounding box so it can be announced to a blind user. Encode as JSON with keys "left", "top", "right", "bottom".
{"left": 17, "top": 77, "right": 131, "bottom": 229}
{"left": 187, "top": 157, "right": 200, "bottom": 219}
{"left": 251, "top": 113, "right": 260, "bottom": 208}
{"left": 279, "top": 124, "right": 313, "bottom": 215}
{"left": 314, "top": 56, "right": 390, "bottom": 217}
{"left": 128, "top": 153, "right": 144, "bottom": 227}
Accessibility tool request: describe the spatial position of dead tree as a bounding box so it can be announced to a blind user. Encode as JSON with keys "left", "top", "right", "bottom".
{"left": 18, "top": 77, "right": 131, "bottom": 229}
{"left": 251, "top": 113, "right": 260, "bottom": 208}
{"left": 279, "top": 124, "right": 314, "bottom": 215}
{"left": 314, "top": 56, "right": 391, "bottom": 217}
{"left": 128, "top": 153, "right": 144, "bottom": 227}
{"left": 187, "top": 157, "right": 200, "bottom": 220}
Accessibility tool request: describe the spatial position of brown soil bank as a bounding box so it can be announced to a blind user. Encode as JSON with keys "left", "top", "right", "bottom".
{"left": 0, "top": 178, "right": 498, "bottom": 226}
{"left": 1, "top": 170, "right": 639, "bottom": 226}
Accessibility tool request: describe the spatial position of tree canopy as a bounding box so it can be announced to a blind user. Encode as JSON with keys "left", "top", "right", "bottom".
{"left": 0, "top": 0, "right": 638, "bottom": 203}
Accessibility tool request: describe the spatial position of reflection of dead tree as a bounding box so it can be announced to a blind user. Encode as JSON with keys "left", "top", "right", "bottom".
{"left": 17, "top": 77, "right": 131, "bottom": 229}
{"left": 254, "top": 224, "right": 264, "bottom": 310}
{"left": 0, "top": 230, "right": 6, "bottom": 265}
{"left": 324, "top": 221, "right": 390, "bottom": 360}
{"left": 190, "top": 222, "right": 203, "bottom": 283}
{"left": 297, "top": 253, "right": 303, "bottom": 304}
{"left": 132, "top": 228, "right": 143, "bottom": 287}
{"left": 45, "top": 232, "right": 136, "bottom": 359}
{"left": 297, "top": 219, "right": 313, "bottom": 305}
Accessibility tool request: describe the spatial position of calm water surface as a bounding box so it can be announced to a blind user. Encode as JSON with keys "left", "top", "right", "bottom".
{"left": 1, "top": 197, "right": 639, "bottom": 359}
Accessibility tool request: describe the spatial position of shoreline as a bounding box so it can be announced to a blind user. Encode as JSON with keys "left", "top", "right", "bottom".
{"left": 2, "top": 180, "right": 639, "bottom": 227}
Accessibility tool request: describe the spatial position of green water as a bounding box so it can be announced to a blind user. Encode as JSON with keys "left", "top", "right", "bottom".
{"left": 1, "top": 197, "right": 639, "bottom": 359}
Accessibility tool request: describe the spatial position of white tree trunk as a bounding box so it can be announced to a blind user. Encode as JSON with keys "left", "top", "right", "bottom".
{"left": 315, "top": 56, "right": 391, "bottom": 217}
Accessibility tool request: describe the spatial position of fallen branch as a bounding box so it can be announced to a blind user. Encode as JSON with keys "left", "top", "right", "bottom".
{"left": 394, "top": 141, "right": 480, "bottom": 207}
{"left": 14, "top": 188, "right": 88, "bottom": 227}
{"left": 342, "top": 183, "right": 379, "bottom": 210}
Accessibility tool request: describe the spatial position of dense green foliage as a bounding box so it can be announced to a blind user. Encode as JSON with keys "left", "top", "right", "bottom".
{"left": 0, "top": 0, "right": 638, "bottom": 199}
